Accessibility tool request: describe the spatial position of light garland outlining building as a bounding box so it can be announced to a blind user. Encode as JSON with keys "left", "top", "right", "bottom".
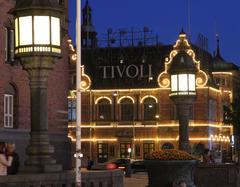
{"left": 68, "top": 1, "right": 240, "bottom": 164}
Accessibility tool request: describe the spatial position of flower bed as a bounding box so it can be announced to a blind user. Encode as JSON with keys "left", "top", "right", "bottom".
{"left": 144, "top": 150, "right": 198, "bottom": 187}
{"left": 146, "top": 149, "right": 197, "bottom": 160}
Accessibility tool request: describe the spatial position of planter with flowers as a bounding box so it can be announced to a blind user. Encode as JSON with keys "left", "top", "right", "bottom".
{"left": 144, "top": 149, "right": 198, "bottom": 187}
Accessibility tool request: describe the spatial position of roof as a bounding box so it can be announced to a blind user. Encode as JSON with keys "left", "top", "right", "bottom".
{"left": 15, "top": 0, "right": 61, "bottom": 8}
{"left": 212, "top": 54, "right": 239, "bottom": 72}
{"left": 82, "top": 44, "right": 214, "bottom": 89}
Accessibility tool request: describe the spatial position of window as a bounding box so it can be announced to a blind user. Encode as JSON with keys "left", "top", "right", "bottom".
{"left": 223, "top": 105, "right": 231, "bottom": 124}
{"left": 97, "top": 99, "right": 111, "bottom": 121}
{"left": 215, "top": 78, "right": 220, "bottom": 85}
{"left": 4, "top": 94, "right": 13, "bottom": 128}
{"left": 143, "top": 143, "right": 155, "bottom": 159}
{"left": 209, "top": 99, "right": 217, "bottom": 121}
{"left": 68, "top": 99, "right": 76, "bottom": 121}
{"left": 109, "top": 145, "right": 115, "bottom": 156}
{"left": 4, "top": 27, "right": 14, "bottom": 63}
{"left": 161, "top": 143, "right": 174, "bottom": 150}
{"left": 120, "top": 143, "right": 131, "bottom": 158}
{"left": 143, "top": 98, "right": 157, "bottom": 120}
{"left": 4, "top": 84, "right": 17, "bottom": 128}
{"left": 222, "top": 78, "right": 226, "bottom": 86}
{"left": 71, "top": 74, "right": 76, "bottom": 87}
{"left": 120, "top": 99, "right": 134, "bottom": 121}
{"left": 97, "top": 143, "right": 108, "bottom": 163}
{"left": 135, "top": 145, "right": 140, "bottom": 156}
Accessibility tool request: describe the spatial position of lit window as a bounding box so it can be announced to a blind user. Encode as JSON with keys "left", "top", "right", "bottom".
{"left": 97, "top": 143, "right": 108, "bottom": 163}
{"left": 68, "top": 99, "right": 76, "bottom": 121}
{"left": 143, "top": 143, "right": 155, "bottom": 159}
{"left": 120, "top": 143, "right": 131, "bottom": 159}
{"left": 215, "top": 78, "right": 220, "bottom": 85}
{"left": 97, "top": 99, "right": 111, "bottom": 121}
{"left": 143, "top": 98, "right": 157, "bottom": 121}
{"left": 222, "top": 78, "right": 226, "bottom": 86}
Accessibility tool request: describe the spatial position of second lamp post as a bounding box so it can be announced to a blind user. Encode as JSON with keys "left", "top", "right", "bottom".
{"left": 169, "top": 50, "right": 196, "bottom": 152}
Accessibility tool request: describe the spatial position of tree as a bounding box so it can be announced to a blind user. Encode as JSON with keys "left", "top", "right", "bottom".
{"left": 223, "top": 97, "right": 240, "bottom": 163}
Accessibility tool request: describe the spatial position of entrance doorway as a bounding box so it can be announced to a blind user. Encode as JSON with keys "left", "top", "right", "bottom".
{"left": 97, "top": 143, "right": 108, "bottom": 163}
{"left": 120, "top": 143, "right": 131, "bottom": 158}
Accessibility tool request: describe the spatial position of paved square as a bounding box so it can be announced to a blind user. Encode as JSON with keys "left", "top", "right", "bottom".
{"left": 124, "top": 172, "right": 148, "bottom": 187}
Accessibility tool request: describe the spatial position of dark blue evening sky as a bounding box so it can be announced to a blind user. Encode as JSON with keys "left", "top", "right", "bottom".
{"left": 68, "top": 0, "right": 240, "bottom": 64}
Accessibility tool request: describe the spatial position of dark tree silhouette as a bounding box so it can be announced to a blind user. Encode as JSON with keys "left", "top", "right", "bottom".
{"left": 223, "top": 97, "right": 240, "bottom": 163}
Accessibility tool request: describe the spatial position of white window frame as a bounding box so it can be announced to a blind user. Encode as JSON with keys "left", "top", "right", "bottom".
{"left": 4, "top": 94, "right": 13, "bottom": 128}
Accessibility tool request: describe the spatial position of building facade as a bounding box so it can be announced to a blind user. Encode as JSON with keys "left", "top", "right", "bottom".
{"left": 0, "top": 0, "right": 71, "bottom": 169}
{"left": 68, "top": 1, "right": 240, "bottom": 164}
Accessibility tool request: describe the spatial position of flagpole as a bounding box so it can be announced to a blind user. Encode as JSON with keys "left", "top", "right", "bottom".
{"left": 76, "top": 0, "right": 82, "bottom": 186}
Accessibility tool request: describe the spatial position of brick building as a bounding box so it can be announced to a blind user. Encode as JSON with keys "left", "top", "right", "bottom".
{"left": 0, "top": 0, "right": 71, "bottom": 169}
{"left": 68, "top": 1, "right": 240, "bottom": 164}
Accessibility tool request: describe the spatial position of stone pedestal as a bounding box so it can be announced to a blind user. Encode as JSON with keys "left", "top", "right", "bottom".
{"left": 172, "top": 96, "right": 195, "bottom": 152}
{"left": 20, "top": 56, "right": 62, "bottom": 173}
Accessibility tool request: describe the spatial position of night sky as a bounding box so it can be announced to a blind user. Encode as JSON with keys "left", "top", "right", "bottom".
{"left": 68, "top": 0, "right": 240, "bottom": 65}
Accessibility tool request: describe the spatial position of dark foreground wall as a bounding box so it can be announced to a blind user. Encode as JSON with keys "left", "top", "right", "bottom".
{"left": 0, "top": 129, "right": 72, "bottom": 170}
{"left": 195, "top": 163, "right": 239, "bottom": 187}
{"left": 0, "top": 170, "right": 123, "bottom": 187}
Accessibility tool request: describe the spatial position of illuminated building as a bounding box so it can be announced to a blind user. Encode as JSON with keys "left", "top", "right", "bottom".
{"left": 68, "top": 1, "right": 240, "bottom": 163}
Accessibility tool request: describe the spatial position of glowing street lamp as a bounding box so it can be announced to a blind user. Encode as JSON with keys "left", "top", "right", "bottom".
{"left": 169, "top": 47, "right": 196, "bottom": 152}
{"left": 169, "top": 51, "right": 196, "bottom": 97}
{"left": 13, "top": 1, "right": 61, "bottom": 56}
{"left": 127, "top": 147, "right": 132, "bottom": 158}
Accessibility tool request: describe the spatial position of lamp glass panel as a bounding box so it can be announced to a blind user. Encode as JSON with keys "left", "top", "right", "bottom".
{"left": 189, "top": 74, "right": 196, "bottom": 91}
{"left": 14, "top": 19, "right": 19, "bottom": 47}
{"left": 171, "top": 75, "right": 178, "bottom": 92}
{"left": 178, "top": 74, "right": 188, "bottom": 91}
{"left": 34, "top": 16, "right": 50, "bottom": 45}
{"left": 51, "top": 17, "right": 60, "bottom": 46}
{"left": 19, "top": 16, "right": 32, "bottom": 45}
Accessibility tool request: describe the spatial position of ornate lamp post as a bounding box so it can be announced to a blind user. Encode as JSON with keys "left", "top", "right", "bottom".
{"left": 169, "top": 51, "right": 196, "bottom": 152}
{"left": 11, "top": 0, "right": 63, "bottom": 172}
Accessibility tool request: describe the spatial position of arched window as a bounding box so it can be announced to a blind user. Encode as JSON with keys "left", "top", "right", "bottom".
{"left": 161, "top": 143, "right": 174, "bottom": 150}
{"left": 143, "top": 98, "right": 157, "bottom": 120}
{"left": 4, "top": 84, "right": 17, "bottom": 128}
{"left": 120, "top": 99, "right": 134, "bottom": 121}
{"left": 97, "top": 99, "right": 111, "bottom": 121}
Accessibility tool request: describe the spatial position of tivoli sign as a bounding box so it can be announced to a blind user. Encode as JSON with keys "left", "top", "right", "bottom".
{"left": 99, "top": 64, "right": 153, "bottom": 79}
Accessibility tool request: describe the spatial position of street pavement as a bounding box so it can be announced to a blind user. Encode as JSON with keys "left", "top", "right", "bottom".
{"left": 124, "top": 172, "right": 148, "bottom": 187}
